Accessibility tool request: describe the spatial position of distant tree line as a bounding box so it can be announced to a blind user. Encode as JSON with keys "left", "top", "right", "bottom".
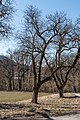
{"left": 0, "top": 52, "right": 80, "bottom": 93}
{"left": 0, "top": 1, "right": 80, "bottom": 103}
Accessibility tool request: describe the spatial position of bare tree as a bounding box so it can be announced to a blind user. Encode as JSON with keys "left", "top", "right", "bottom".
{"left": 6, "top": 49, "right": 15, "bottom": 90}
{"left": 44, "top": 14, "right": 80, "bottom": 97}
{"left": 17, "top": 6, "right": 80, "bottom": 103}
{"left": 13, "top": 50, "right": 29, "bottom": 91}
{"left": 18, "top": 6, "right": 59, "bottom": 103}
{"left": 0, "top": 0, "right": 14, "bottom": 39}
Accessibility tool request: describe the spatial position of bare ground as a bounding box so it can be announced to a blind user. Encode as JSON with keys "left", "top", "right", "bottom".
{"left": 0, "top": 93, "right": 80, "bottom": 120}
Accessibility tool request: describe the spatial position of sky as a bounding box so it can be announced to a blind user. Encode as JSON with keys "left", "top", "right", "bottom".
{"left": 0, "top": 0, "right": 80, "bottom": 55}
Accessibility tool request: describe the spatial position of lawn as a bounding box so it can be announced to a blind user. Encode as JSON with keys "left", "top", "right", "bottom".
{"left": 0, "top": 91, "right": 51, "bottom": 102}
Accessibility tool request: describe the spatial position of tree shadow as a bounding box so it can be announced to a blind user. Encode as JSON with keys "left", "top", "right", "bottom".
{"left": 37, "top": 111, "right": 55, "bottom": 120}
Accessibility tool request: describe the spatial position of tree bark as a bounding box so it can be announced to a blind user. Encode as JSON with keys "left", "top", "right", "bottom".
{"left": 31, "top": 87, "right": 39, "bottom": 103}
{"left": 8, "top": 78, "right": 12, "bottom": 91}
{"left": 18, "top": 79, "right": 22, "bottom": 91}
{"left": 59, "top": 87, "right": 64, "bottom": 98}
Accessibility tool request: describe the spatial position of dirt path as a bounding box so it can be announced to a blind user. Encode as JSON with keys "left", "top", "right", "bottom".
{"left": 54, "top": 114, "right": 80, "bottom": 120}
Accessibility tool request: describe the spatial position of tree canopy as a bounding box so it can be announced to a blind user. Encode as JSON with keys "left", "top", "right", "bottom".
{"left": 0, "top": 0, "right": 14, "bottom": 39}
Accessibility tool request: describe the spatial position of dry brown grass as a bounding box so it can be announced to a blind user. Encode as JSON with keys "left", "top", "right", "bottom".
{"left": 0, "top": 93, "right": 80, "bottom": 118}
{"left": 0, "top": 91, "right": 51, "bottom": 102}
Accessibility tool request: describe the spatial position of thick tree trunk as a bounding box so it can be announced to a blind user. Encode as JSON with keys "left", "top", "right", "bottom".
{"left": 31, "top": 87, "right": 39, "bottom": 103}
{"left": 59, "top": 88, "right": 64, "bottom": 98}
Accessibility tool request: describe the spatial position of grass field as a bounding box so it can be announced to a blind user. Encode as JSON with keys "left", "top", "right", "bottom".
{"left": 0, "top": 91, "right": 51, "bottom": 102}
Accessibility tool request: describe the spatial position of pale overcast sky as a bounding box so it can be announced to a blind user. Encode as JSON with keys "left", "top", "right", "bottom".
{"left": 0, "top": 0, "right": 80, "bottom": 55}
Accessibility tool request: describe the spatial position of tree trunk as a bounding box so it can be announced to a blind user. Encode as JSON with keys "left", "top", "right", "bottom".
{"left": 31, "top": 87, "right": 39, "bottom": 103}
{"left": 59, "top": 88, "right": 64, "bottom": 98}
{"left": 18, "top": 79, "right": 22, "bottom": 91}
{"left": 8, "top": 78, "right": 12, "bottom": 91}
{"left": 12, "top": 79, "right": 15, "bottom": 90}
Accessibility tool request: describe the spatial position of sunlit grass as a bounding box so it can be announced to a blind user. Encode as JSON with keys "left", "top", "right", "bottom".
{"left": 0, "top": 91, "right": 51, "bottom": 102}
